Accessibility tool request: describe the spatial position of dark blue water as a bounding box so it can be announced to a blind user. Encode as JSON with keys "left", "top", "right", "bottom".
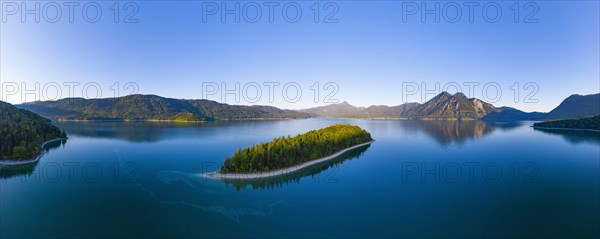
{"left": 1, "top": 119, "right": 598, "bottom": 238}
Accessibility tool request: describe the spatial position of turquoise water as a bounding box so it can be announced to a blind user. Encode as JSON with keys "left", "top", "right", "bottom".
{"left": 1, "top": 119, "right": 598, "bottom": 238}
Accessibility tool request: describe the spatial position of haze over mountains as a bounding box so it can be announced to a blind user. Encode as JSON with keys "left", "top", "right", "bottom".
{"left": 15, "top": 92, "right": 600, "bottom": 121}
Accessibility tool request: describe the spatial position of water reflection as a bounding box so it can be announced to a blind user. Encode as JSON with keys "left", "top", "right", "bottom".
{"left": 57, "top": 120, "right": 523, "bottom": 147}
{"left": 398, "top": 120, "right": 520, "bottom": 146}
{"left": 129, "top": 144, "right": 371, "bottom": 221}
{"left": 413, "top": 120, "right": 493, "bottom": 146}
{"left": 534, "top": 128, "right": 600, "bottom": 145}
{"left": 55, "top": 121, "right": 271, "bottom": 142}
{"left": 2, "top": 119, "right": 598, "bottom": 236}
{"left": 0, "top": 139, "right": 66, "bottom": 180}
{"left": 137, "top": 171, "right": 285, "bottom": 222}
{"left": 0, "top": 161, "right": 39, "bottom": 180}
{"left": 221, "top": 144, "right": 371, "bottom": 191}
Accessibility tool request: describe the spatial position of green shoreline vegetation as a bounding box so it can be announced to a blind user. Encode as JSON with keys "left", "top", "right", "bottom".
{"left": 533, "top": 115, "right": 600, "bottom": 131}
{"left": 219, "top": 124, "right": 373, "bottom": 173}
{"left": 1, "top": 101, "right": 67, "bottom": 160}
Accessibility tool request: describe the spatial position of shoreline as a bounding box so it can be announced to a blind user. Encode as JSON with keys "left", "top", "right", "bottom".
{"left": 53, "top": 118, "right": 306, "bottom": 122}
{"left": 315, "top": 117, "right": 482, "bottom": 121}
{"left": 203, "top": 140, "right": 375, "bottom": 180}
{"left": 0, "top": 138, "right": 67, "bottom": 166}
{"left": 55, "top": 119, "right": 207, "bottom": 123}
{"left": 532, "top": 126, "right": 600, "bottom": 133}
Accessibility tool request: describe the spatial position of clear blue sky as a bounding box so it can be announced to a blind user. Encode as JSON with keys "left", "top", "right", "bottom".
{"left": 1, "top": 1, "right": 598, "bottom": 112}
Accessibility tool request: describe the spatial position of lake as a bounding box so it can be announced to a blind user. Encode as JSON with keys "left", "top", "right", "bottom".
{"left": 1, "top": 119, "right": 598, "bottom": 238}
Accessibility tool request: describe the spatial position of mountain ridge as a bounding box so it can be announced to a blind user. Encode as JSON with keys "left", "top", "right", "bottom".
{"left": 300, "top": 92, "right": 599, "bottom": 121}
{"left": 16, "top": 92, "right": 600, "bottom": 121}
{"left": 298, "top": 101, "right": 365, "bottom": 118}
{"left": 546, "top": 93, "right": 600, "bottom": 119}
{"left": 18, "top": 94, "right": 310, "bottom": 121}
{"left": 402, "top": 92, "right": 497, "bottom": 120}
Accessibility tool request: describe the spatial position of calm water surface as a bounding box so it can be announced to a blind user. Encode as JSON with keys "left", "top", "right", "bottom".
{"left": 1, "top": 119, "right": 599, "bottom": 238}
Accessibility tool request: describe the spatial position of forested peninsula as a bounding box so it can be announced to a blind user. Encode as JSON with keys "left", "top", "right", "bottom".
{"left": 1, "top": 101, "right": 66, "bottom": 160}
{"left": 218, "top": 124, "right": 373, "bottom": 174}
{"left": 533, "top": 115, "right": 600, "bottom": 131}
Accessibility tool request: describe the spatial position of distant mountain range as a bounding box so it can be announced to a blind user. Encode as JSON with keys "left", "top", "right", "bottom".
{"left": 16, "top": 92, "right": 600, "bottom": 121}
{"left": 299, "top": 101, "right": 365, "bottom": 118}
{"left": 17, "top": 95, "right": 310, "bottom": 121}
{"left": 482, "top": 93, "right": 600, "bottom": 121}
{"left": 299, "top": 101, "right": 420, "bottom": 119}
{"left": 300, "top": 92, "right": 600, "bottom": 121}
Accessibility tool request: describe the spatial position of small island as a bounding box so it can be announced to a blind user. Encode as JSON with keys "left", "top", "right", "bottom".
{"left": 205, "top": 124, "right": 374, "bottom": 179}
{"left": 533, "top": 115, "right": 600, "bottom": 131}
{"left": 1, "top": 101, "right": 67, "bottom": 163}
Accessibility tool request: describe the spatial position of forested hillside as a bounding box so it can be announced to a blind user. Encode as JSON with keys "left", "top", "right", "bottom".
{"left": 18, "top": 94, "right": 310, "bottom": 121}
{"left": 545, "top": 94, "right": 600, "bottom": 119}
{"left": 0, "top": 101, "right": 66, "bottom": 160}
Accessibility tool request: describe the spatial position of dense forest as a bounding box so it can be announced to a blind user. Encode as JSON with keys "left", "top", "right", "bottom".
{"left": 17, "top": 94, "right": 309, "bottom": 121}
{"left": 533, "top": 115, "right": 600, "bottom": 130}
{"left": 220, "top": 124, "right": 373, "bottom": 173}
{"left": 0, "top": 101, "right": 66, "bottom": 160}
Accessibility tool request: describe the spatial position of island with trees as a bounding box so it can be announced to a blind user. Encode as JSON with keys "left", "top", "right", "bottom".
{"left": 533, "top": 115, "right": 600, "bottom": 131}
{"left": 205, "top": 124, "right": 374, "bottom": 179}
{"left": 1, "top": 101, "right": 67, "bottom": 162}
